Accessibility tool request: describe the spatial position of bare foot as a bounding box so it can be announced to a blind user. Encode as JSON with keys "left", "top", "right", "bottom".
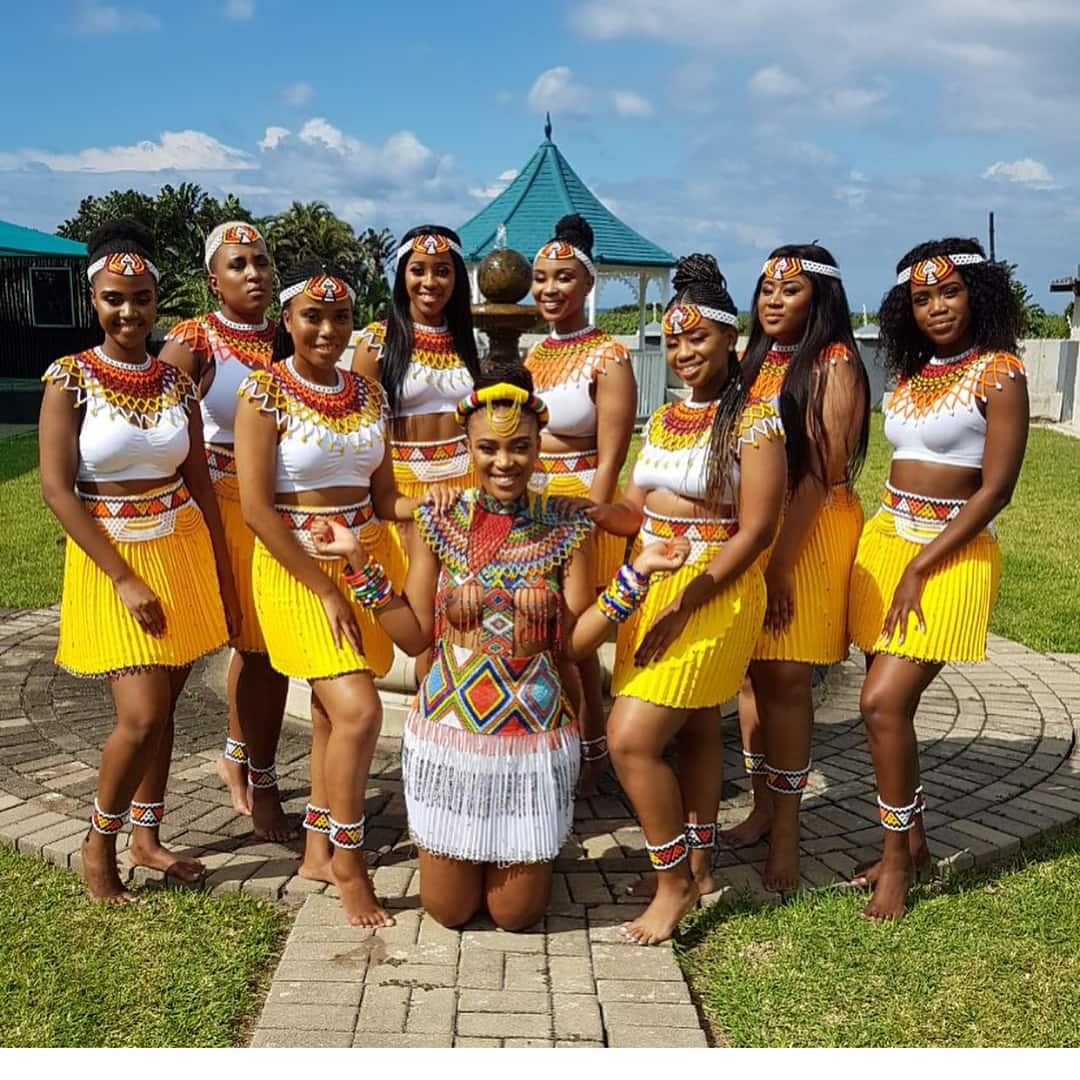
{"left": 628, "top": 855, "right": 715, "bottom": 899}
{"left": 128, "top": 836, "right": 206, "bottom": 884}
{"left": 332, "top": 852, "right": 395, "bottom": 928}
{"left": 851, "top": 840, "right": 931, "bottom": 889}
{"left": 297, "top": 858, "right": 336, "bottom": 885}
{"left": 250, "top": 787, "right": 298, "bottom": 843}
{"left": 576, "top": 755, "right": 608, "bottom": 799}
{"left": 861, "top": 854, "right": 912, "bottom": 921}
{"left": 82, "top": 833, "right": 137, "bottom": 904}
{"left": 718, "top": 805, "right": 772, "bottom": 848}
{"left": 216, "top": 756, "right": 251, "bottom": 816}
{"left": 762, "top": 819, "right": 801, "bottom": 893}
{"left": 620, "top": 876, "right": 698, "bottom": 945}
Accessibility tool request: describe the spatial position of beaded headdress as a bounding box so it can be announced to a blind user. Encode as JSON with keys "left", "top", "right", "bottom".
{"left": 455, "top": 382, "right": 549, "bottom": 436}
{"left": 534, "top": 239, "right": 596, "bottom": 280}
{"left": 396, "top": 232, "right": 463, "bottom": 266}
{"left": 279, "top": 275, "right": 356, "bottom": 305}
{"left": 761, "top": 256, "right": 841, "bottom": 281}
{"left": 87, "top": 250, "right": 160, "bottom": 284}
{"left": 897, "top": 253, "right": 985, "bottom": 286}
{"left": 661, "top": 302, "right": 737, "bottom": 334}
{"left": 204, "top": 221, "right": 265, "bottom": 270}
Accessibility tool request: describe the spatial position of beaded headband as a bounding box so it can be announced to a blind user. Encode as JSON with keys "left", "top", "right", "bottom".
{"left": 455, "top": 382, "right": 549, "bottom": 435}
{"left": 396, "top": 232, "right": 463, "bottom": 265}
{"left": 87, "top": 251, "right": 160, "bottom": 284}
{"left": 534, "top": 239, "right": 596, "bottom": 280}
{"left": 761, "top": 256, "right": 841, "bottom": 281}
{"left": 662, "top": 302, "right": 737, "bottom": 335}
{"left": 279, "top": 275, "right": 356, "bottom": 305}
{"left": 204, "top": 221, "right": 265, "bottom": 270}
{"left": 897, "top": 253, "right": 985, "bottom": 286}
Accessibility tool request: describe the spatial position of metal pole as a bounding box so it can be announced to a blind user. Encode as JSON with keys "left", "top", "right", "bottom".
{"left": 989, "top": 211, "right": 996, "bottom": 262}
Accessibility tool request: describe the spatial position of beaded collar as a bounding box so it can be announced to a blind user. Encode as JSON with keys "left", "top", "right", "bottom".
{"left": 751, "top": 349, "right": 792, "bottom": 400}
{"left": 526, "top": 326, "right": 626, "bottom": 389}
{"left": 93, "top": 345, "right": 151, "bottom": 371}
{"left": 284, "top": 356, "right": 344, "bottom": 394}
{"left": 166, "top": 311, "right": 275, "bottom": 372}
{"left": 356, "top": 319, "right": 466, "bottom": 373}
{"left": 888, "top": 349, "right": 1025, "bottom": 421}
{"left": 647, "top": 397, "right": 719, "bottom": 452}
{"left": 214, "top": 310, "right": 269, "bottom": 333}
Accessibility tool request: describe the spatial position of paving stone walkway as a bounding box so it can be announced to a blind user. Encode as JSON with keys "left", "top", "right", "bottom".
{"left": 2, "top": 606, "right": 1079, "bottom": 1047}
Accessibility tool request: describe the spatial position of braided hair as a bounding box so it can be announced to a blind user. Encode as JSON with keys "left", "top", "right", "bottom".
{"left": 87, "top": 219, "right": 156, "bottom": 280}
{"left": 741, "top": 243, "right": 869, "bottom": 488}
{"left": 666, "top": 254, "right": 748, "bottom": 517}
{"left": 382, "top": 224, "right": 481, "bottom": 413}
{"left": 878, "top": 237, "right": 1021, "bottom": 382}
{"left": 272, "top": 258, "right": 354, "bottom": 360}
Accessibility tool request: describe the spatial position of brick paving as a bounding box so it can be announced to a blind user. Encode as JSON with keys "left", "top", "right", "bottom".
{"left": 1, "top": 606, "right": 1079, "bottom": 1047}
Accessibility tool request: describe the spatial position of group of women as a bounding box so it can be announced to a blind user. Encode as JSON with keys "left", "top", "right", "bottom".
{"left": 38, "top": 208, "right": 1028, "bottom": 943}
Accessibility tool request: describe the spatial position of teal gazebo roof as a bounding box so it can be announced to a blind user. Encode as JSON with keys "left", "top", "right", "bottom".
{"left": 0, "top": 219, "right": 87, "bottom": 258}
{"left": 458, "top": 118, "right": 675, "bottom": 269}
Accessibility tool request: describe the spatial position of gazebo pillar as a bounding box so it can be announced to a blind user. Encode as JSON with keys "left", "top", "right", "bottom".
{"left": 637, "top": 271, "right": 647, "bottom": 351}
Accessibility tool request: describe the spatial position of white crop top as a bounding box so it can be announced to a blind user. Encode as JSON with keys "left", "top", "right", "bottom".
{"left": 633, "top": 396, "right": 784, "bottom": 505}
{"left": 883, "top": 348, "right": 1026, "bottom": 469}
{"left": 166, "top": 311, "right": 275, "bottom": 446}
{"left": 526, "top": 327, "right": 630, "bottom": 440}
{"left": 238, "top": 358, "right": 387, "bottom": 493}
{"left": 357, "top": 320, "right": 473, "bottom": 418}
{"left": 42, "top": 348, "right": 195, "bottom": 484}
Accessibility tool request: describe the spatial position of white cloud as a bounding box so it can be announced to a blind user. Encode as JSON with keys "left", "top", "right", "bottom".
{"left": 982, "top": 158, "right": 1056, "bottom": 190}
{"left": 9, "top": 130, "right": 253, "bottom": 172}
{"left": 224, "top": 0, "right": 255, "bottom": 19}
{"left": 527, "top": 66, "right": 592, "bottom": 114}
{"left": 823, "top": 86, "right": 887, "bottom": 119}
{"left": 71, "top": 2, "right": 160, "bottom": 33}
{"left": 612, "top": 90, "right": 655, "bottom": 118}
{"left": 258, "top": 126, "right": 290, "bottom": 150}
{"left": 281, "top": 81, "right": 314, "bottom": 107}
{"left": 495, "top": 90, "right": 513, "bottom": 106}
{"left": 748, "top": 65, "right": 806, "bottom": 99}
{"left": 469, "top": 169, "right": 518, "bottom": 201}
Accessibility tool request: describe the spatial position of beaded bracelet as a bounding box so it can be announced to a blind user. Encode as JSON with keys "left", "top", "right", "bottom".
{"left": 343, "top": 560, "right": 394, "bottom": 611}
{"left": 597, "top": 562, "right": 650, "bottom": 623}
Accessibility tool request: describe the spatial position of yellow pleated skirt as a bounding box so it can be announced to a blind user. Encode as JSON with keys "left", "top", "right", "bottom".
{"left": 612, "top": 513, "right": 766, "bottom": 709}
{"left": 753, "top": 487, "right": 863, "bottom": 664}
{"left": 206, "top": 445, "right": 265, "bottom": 653}
{"left": 252, "top": 503, "right": 403, "bottom": 681}
{"left": 849, "top": 504, "right": 1001, "bottom": 663}
{"left": 56, "top": 482, "right": 228, "bottom": 676}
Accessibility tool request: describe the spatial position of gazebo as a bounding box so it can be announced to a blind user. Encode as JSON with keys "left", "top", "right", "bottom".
{"left": 457, "top": 116, "right": 676, "bottom": 348}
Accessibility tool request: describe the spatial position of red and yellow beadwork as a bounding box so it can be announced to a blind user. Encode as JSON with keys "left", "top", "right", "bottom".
{"left": 526, "top": 326, "right": 626, "bottom": 389}
{"left": 167, "top": 312, "right": 275, "bottom": 372}
{"left": 886, "top": 350, "right": 1026, "bottom": 423}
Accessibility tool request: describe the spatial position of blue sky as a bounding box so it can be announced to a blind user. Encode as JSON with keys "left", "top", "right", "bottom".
{"left": 1, "top": 0, "right": 1077, "bottom": 312}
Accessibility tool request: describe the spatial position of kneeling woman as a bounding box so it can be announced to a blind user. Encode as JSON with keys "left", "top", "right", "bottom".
{"left": 591, "top": 255, "right": 787, "bottom": 944}
{"left": 234, "top": 260, "right": 418, "bottom": 927}
{"left": 39, "top": 220, "right": 236, "bottom": 901}
{"left": 849, "top": 238, "right": 1027, "bottom": 920}
{"left": 312, "top": 370, "right": 685, "bottom": 930}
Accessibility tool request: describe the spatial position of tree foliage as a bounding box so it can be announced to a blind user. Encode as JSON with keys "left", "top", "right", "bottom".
{"left": 1005, "top": 263, "right": 1070, "bottom": 339}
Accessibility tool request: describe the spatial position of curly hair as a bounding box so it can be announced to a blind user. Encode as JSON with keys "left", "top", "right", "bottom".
{"left": 878, "top": 237, "right": 1021, "bottom": 382}
{"left": 272, "top": 258, "right": 354, "bottom": 360}
{"left": 665, "top": 253, "right": 747, "bottom": 517}
{"left": 740, "top": 243, "right": 869, "bottom": 489}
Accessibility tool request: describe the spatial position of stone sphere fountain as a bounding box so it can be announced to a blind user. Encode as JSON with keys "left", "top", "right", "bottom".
{"left": 471, "top": 246, "right": 540, "bottom": 368}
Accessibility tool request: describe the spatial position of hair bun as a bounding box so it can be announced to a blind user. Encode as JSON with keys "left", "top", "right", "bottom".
{"left": 87, "top": 218, "right": 154, "bottom": 261}
{"left": 554, "top": 213, "right": 594, "bottom": 256}
{"left": 672, "top": 253, "right": 726, "bottom": 294}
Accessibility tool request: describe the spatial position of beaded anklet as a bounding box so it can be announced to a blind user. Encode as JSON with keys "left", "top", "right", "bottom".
{"left": 646, "top": 832, "right": 689, "bottom": 870}
{"left": 130, "top": 800, "right": 165, "bottom": 828}
{"left": 248, "top": 762, "right": 278, "bottom": 789}
{"left": 224, "top": 736, "right": 247, "bottom": 765}
{"left": 685, "top": 821, "right": 716, "bottom": 850}
{"left": 581, "top": 735, "right": 609, "bottom": 762}
{"left": 91, "top": 799, "right": 128, "bottom": 835}
{"left": 878, "top": 794, "right": 920, "bottom": 832}
{"left": 329, "top": 815, "right": 365, "bottom": 849}
{"left": 742, "top": 748, "right": 767, "bottom": 776}
{"left": 764, "top": 761, "right": 811, "bottom": 795}
{"left": 303, "top": 804, "right": 332, "bottom": 834}
{"left": 597, "top": 563, "right": 649, "bottom": 623}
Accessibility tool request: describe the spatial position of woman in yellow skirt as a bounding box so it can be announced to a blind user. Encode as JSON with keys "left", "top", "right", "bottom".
{"left": 722, "top": 244, "right": 870, "bottom": 893}
{"left": 848, "top": 237, "right": 1028, "bottom": 920}
{"left": 235, "top": 259, "right": 446, "bottom": 927}
{"left": 38, "top": 220, "right": 235, "bottom": 902}
{"left": 527, "top": 214, "right": 638, "bottom": 793}
{"left": 160, "top": 221, "right": 295, "bottom": 841}
{"left": 589, "top": 255, "right": 787, "bottom": 944}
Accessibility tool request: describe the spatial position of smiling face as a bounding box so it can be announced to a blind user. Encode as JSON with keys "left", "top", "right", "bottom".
{"left": 466, "top": 408, "right": 541, "bottom": 502}
{"left": 910, "top": 272, "right": 974, "bottom": 354}
{"left": 91, "top": 269, "right": 156, "bottom": 352}
{"left": 757, "top": 273, "right": 813, "bottom": 346}
{"left": 664, "top": 314, "right": 735, "bottom": 399}
{"left": 282, "top": 297, "right": 354, "bottom": 372}
{"left": 209, "top": 241, "right": 273, "bottom": 321}
{"left": 404, "top": 250, "right": 455, "bottom": 325}
{"left": 531, "top": 256, "right": 591, "bottom": 329}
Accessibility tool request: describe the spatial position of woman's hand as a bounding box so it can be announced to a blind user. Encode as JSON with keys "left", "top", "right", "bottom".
{"left": 634, "top": 599, "right": 690, "bottom": 667}
{"left": 423, "top": 482, "right": 456, "bottom": 515}
{"left": 115, "top": 572, "right": 167, "bottom": 637}
{"left": 320, "top": 587, "right": 364, "bottom": 653}
{"left": 880, "top": 564, "right": 928, "bottom": 646}
{"left": 763, "top": 561, "right": 795, "bottom": 636}
{"left": 547, "top": 495, "right": 596, "bottom": 518}
{"left": 220, "top": 574, "right": 243, "bottom": 640}
{"left": 631, "top": 538, "right": 689, "bottom": 578}
{"left": 310, "top": 516, "right": 364, "bottom": 564}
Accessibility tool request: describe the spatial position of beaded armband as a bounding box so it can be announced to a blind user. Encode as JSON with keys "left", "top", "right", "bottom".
{"left": 597, "top": 563, "right": 649, "bottom": 623}
{"left": 344, "top": 560, "right": 393, "bottom": 610}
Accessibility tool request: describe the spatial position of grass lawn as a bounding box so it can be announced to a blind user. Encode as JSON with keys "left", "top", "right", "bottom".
{"left": 0, "top": 845, "right": 287, "bottom": 1047}
{"left": 679, "top": 823, "right": 1080, "bottom": 1047}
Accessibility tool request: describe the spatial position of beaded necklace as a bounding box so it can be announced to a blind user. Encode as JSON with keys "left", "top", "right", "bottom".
{"left": 646, "top": 398, "right": 718, "bottom": 452}
{"left": 751, "top": 348, "right": 792, "bottom": 400}
{"left": 888, "top": 347, "right": 1024, "bottom": 421}
{"left": 206, "top": 311, "right": 275, "bottom": 369}
{"left": 526, "top": 326, "right": 626, "bottom": 388}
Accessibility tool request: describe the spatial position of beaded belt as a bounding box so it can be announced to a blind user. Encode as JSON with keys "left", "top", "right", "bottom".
{"left": 205, "top": 444, "right": 238, "bottom": 485}
{"left": 391, "top": 435, "right": 471, "bottom": 482}
{"left": 80, "top": 477, "right": 192, "bottom": 542}
{"left": 640, "top": 509, "right": 738, "bottom": 567}
{"left": 528, "top": 449, "right": 598, "bottom": 492}
{"left": 277, "top": 498, "right": 376, "bottom": 559}
{"left": 879, "top": 482, "right": 979, "bottom": 545}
